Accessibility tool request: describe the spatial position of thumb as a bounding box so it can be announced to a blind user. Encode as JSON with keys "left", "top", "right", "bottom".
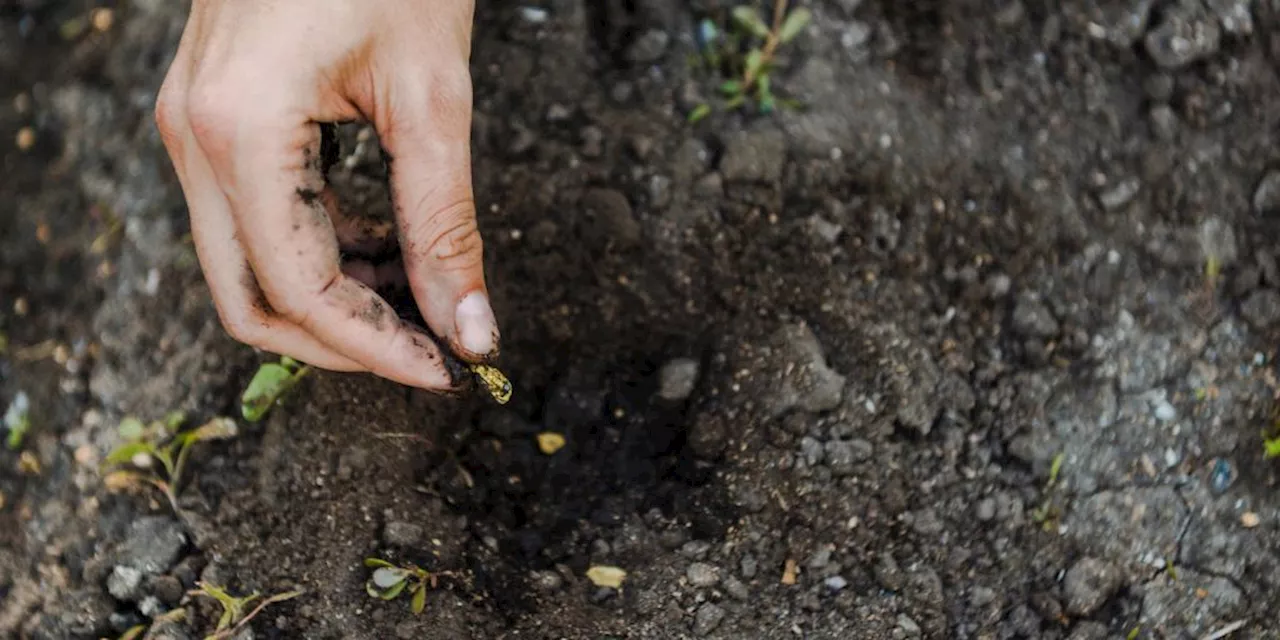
{"left": 377, "top": 72, "right": 498, "bottom": 361}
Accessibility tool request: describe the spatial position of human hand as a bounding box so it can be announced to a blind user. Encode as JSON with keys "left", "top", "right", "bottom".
{"left": 154, "top": 0, "right": 497, "bottom": 391}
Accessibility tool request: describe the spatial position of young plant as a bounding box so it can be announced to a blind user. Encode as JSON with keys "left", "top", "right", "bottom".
{"left": 3, "top": 391, "right": 30, "bottom": 450}
{"left": 240, "top": 355, "right": 309, "bottom": 422}
{"left": 101, "top": 411, "right": 238, "bottom": 514}
{"left": 689, "top": 0, "right": 812, "bottom": 121}
{"left": 364, "top": 558, "right": 448, "bottom": 615}
{"left": 190, "top": 582, "right": 303, "bottom": 640}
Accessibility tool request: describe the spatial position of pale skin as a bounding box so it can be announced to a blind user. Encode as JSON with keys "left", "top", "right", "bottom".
{"left": 154, "top": 0, "right": 497, "bottom": 392}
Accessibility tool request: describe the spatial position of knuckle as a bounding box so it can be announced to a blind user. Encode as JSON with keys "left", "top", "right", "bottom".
{"left": 410, "top": 201, "right": 483, "bottom": 271}
{"left": 153, "top": 84, "right": 186, "bottom": 151}
{"left": 217, "top": 306, "right": 271, "bottom": 348}
{"left": 185, "top": 79, "right": 241, "bottom": 148}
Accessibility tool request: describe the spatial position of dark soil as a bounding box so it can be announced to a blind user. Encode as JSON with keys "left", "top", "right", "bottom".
{"left": 4, "top": 0, "right": 1280, "bottom": 638}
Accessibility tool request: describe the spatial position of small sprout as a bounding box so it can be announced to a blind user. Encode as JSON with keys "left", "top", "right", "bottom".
{"left": 731, "top": 6, "right": 771, "bottom": 39}
{"left": 691, "top": 0, "right": 812, "bottom": 120}
{"left": 241, "top": 356, "right": 310, "bottom": 422}
{"left": 1127, "top": 625, "right": 1141, "bottom": 640}
{"left": 363, "top": 558, "right": 443, "bottom": 615}
{"left": 687, "top": 103, "right": 712, "bottom": 124}
{"left": 1047, "top": 452, "right": 1065, "bottom": 486}
{"left": 537, "top": 432, "right": 566, "bottom": 455}
{"left": 118, "top": 625, "right": 147, "bottom": 640}
{"left": 3, "top": 391, "right": 31, "bottom": 450}
{"left": 777, "top": 6, "right": 811, "bottom": 43}
{"left": 1266, "top": 437, "right": 1280, "bottom": 459}
{"left": 101, "top": 413, "right": 239, "bottom": 515}
{"left": 191, "top": 582, "right": 303, "bottom": 639}
{"left": 586, "top": 565, "right": 627, "bottom": 589}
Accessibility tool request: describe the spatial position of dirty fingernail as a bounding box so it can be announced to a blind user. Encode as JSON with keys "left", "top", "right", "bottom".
{"left": 455, "top": 291, "right": 497, "bottom": 356}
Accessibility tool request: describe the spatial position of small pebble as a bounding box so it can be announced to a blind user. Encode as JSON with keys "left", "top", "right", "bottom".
{"left": 1241, "top": 512, "right": 1260, "bottom": 528}
{"left": 15, "top": 127, "right": 35, "bottom": 151}
{"left": 91, "top": 7, "right": 113, "bottom": 31}
{"left": 1154, "top": 401, "right": 1176, "bottom": 422}
{"left": 693, "top": 603, "right": 725, "bottom": 636}
{"left": 824, "top": 575, "right": 848, "bottom": 592}
{"left": 686, "top": 562, "right": 720, "bottom": 588}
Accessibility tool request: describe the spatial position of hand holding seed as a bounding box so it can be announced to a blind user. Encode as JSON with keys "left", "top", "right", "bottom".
{"left": 153, "top": 0, "right": 498, "bottom": 392}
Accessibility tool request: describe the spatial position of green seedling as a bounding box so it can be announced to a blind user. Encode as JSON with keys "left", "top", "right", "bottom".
{"left": 3, "top": 391, "right": 30, "bottom": 450}
{"left": 101, "top": 411, "right": 238, "bottom": 514}
{"left": 1030, "top": 452, "right": 1065, "bottom": 530}
{"left": 240, "top": 355, "right": 309, "bottom": 422}
{"left": 688, "top": 0, "right": 812, "bottom": 120}
{"left": 364, "top": 557, "right": 448, "bottom": 615}
{"left": 190, "top": 582, "right": 303, "bottom": 640}
{"left": 117, "top": 608, "right": 187, "bottom": 640}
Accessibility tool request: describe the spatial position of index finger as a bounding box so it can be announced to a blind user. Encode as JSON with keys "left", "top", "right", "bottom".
{"left": 187, "top": 93, "right": 460, "bottom": 391}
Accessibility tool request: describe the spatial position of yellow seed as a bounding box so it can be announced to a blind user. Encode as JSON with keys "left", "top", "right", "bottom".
{"left": 536, "top": 432, "right": 565, "bottom": 455}
{"left": 470, "top": 363, "right": 512, "bottom": 404}
{"left": 586, "top": 565, "right": 626, "bottom": 589}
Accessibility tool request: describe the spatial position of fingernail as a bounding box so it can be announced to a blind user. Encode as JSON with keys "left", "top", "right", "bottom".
{"left": 455, "top": 291, "right": 497, "bottom": 356}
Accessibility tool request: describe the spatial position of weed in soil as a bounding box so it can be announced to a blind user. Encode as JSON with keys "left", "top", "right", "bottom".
{"left": 688, "top": 0, "right": 811, "bottom": 122}
{"left": 101, "top": 412, "right": 238, "bottom": 515}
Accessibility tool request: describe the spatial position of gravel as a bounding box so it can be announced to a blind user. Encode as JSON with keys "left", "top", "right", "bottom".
{"left": 1062, "top": 557, "right": 1123, "bottom": 616}
{"left": 107, "top": 565, "right": 143, "bottom": 602}
{"left": 686, "top": 562, "right": 721, "bottom": 588}
{"left": 719, "top": 127, "right": 788, "bottom": 183}
{"left": 657, "top": 358, "right": 700, "bottom": 402}
{"left": 693, "top": 603, "right": 726, "bottom": 636}
{"left": 1143, "top": 1, "right": 1222, "bottom": 69}
{"left": 117, "top": 517, "right": 186, "bottom": 576}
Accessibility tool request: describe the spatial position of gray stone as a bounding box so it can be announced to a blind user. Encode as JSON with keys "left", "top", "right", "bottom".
{"left": 1012, "top": 295, "right": 1060, "bottom": 338}
{"left": 800, "top": 437, "right": 824, "bottom": 466}
{"left": 897, "top": 614, "right": 922, "bottom": 636}
{"left": 118, "top": 517, "right": 186, "bottom": 576}
{"left": 970, "top": 585, "right": 997, "bottom": 607}
{"left": 1144, "top": 1, "right": 1222, "bottom": 69}
{"left": 657, "top": 358, "right": 700, "bottom": 401}
{"left": 1140, "top": 570, "right": 1244, "bottom": 636}
{"left": 107, "top": 565, "right": 143, "bottom": 601}
{"left": 686, "top": 562, "right": 721, "bottom": 588}
{"left": 648, "top": 174, "right": 672, "bottom": 208}
{"left": 531, "top": 570, "right": 562, "bottom": 592}
{"left": 1254, "top": 171, "right": 1280, "bottom": 214}
{"left": 579, "top": 188, "right": 640, "bottom": 250}
{"left": 626, "top": 29, "right": 670, "bottom": 64}
{"left": 1241, "top": 289, "right": 1280, "bottom": 330}
{"left": 1084, "top": 0, "right": 1155, "bottom": 46}
{"left": 824, "top": 439, "right": 872, "bottom": 475}
{"left": 383, "top": 521, "right": 424, "bottom": 547}
{"left": 722, "top": 575, "right": 750, "bottom": 600}
{"left": 1063, "top": 557, "right": 1124, "bottom": 615}
{"left": 762, "top": 322, "right": 846, "bottom": 418}
{"left": 693, "top": 603, "right": 726, "bottom": 636}
{"left": 720, "top": 127, "right": 788, "bottom": 183}
{"left": 1207, "top": 0, "right": 1253, "bottom": 34}
{"left": 1098, "top": 178, "right": 1141, "bottom": 211}
{"left": 824, "top": 575, "right": 848, "bottom": 592}
{"left": 975, "top": 498, "right": 996, "bottom": 521}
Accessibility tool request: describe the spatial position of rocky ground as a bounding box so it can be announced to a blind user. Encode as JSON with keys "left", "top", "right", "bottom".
{"left": 4, "top": 0, "right": 1280, "bottom": 638}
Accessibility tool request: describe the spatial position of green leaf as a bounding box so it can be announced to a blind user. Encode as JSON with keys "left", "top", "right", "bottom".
{"left": 182, "top": 417, "right": 239, "bottom": 444}
{"left": 719, "top": 80, "right": 742, "bottom": 96}
{"left": 118, "top": 624, "right": 147, "bottom": 640}
{"left": 1265, "top": 437, "right": 1280, "bottom": 458}
{"left": 778, "top": 7, "right": 812, "bottom": 43}
{"left": 725, "top": 94, "right": 746, "bottom": 110}
{"left": 280, "top": 355, "right": 299, "bottom": 370}
{"left": 757, "top": 74, "right": 775, "bottom": 114}
{"left": 744, "top": 49, "right": 765, "bottom": 82}
{"left": 240, "top": 363, "right": 301, "bottom": 422}
{"left": 163, "top": 411, "right": 187, "bottom": 432}
{"left": 4, "top": 391, "right": 30, "bottom": 450}
{"left": 411, "top": 585, "right": 427, "bottom": 614}
{"left": 1048, "top": 452, "right": 1064, "bottom": 485}
{"left": 364, "top": 558, "right": 397, "bottom": 569}
{"left": 118, "top": 416, "right": 145, "bottom": 441}
{"left": 687, "top": 104, "right": 712, "bottom": 124}
{"left": 104, "top": 442, "right": 155, "bottom": 467}
{"left": 376, "top": 579, "right": 408, "bottom": 601}
{"left": 731, "top": 6, "right": 771, "bottom": 39}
